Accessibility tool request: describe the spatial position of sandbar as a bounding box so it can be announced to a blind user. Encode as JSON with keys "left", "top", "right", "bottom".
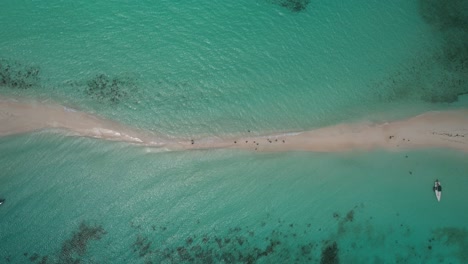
{"left": 1, "top": 97, "right": 467, "bottom": 152}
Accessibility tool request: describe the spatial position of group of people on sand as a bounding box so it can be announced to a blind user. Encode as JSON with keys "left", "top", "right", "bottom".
{"left": 230, "top": 132, "right": 286, "bottom": 151}
{"left": 188, "top": 130, "right": 287, "bottom": 151}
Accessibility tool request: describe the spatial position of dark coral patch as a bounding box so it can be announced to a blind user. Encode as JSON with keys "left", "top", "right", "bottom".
{"left": 0, "top": 59, "right": 40, "bottom": 89}
{"left": 369, "top": 0, "right": 468, "bottom": 105}
{"left": 345, "top": 210, "right": 354, "bottom": 222}
{"left": 432, "top": 227, "right": 468, "bottom": 262}
{"left": 133, "top": 235, "right": 152, "bottom": 257}
{"left": 127, "top": 219, "right": 316, "bottom": 263}
{"left": 419, "top": 0, "right": 468, "bottom": 31}
{"left": 273, "top": 0, "right": 311, "bottom": 12}
{"left": 29, "top": 253, "right": 40, "bottom": 262}
{"left": 84, "top": 74, "right": 137, "bottom": 104}
{"left": 321, "top": 241, "right": 339, "bottom": 264}
{"left": 38, "top": 256, "right": 48, "bottom": 264}
{"left": 59, "top": 222, "right": 106, "bottom": 263}
{"left": 177, "top": 246, "right": 191, "bottom": 261}
{"left": 301, "top": 243, "right": 314, "bottom": 255}
{"left": 416, "top": 0, "right": 468, "bottom": 103}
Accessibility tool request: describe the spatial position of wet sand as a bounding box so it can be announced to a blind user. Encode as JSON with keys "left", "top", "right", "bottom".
{"left": 1, "top": 97, "right": 467, "bottom": 152}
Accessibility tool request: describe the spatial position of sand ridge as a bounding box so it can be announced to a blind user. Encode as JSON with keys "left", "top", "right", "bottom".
{"left": 1, "top": 97, "right": 467, "bottom": 152}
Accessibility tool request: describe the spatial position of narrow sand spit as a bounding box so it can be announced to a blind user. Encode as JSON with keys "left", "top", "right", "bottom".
{"left": 1, "top": 97, "right": 467, "bottom": 152}
{"left": 0, "top": 97, "right": 168, "bottom": 147}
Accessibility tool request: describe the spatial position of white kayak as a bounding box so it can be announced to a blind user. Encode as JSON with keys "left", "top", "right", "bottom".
{"left": 434, "top": 181, "right": 442, "bottom": 202}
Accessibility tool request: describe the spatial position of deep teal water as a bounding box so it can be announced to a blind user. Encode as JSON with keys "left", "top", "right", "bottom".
{"left": 1, "top": 0, "right": 468, "bottom": 263}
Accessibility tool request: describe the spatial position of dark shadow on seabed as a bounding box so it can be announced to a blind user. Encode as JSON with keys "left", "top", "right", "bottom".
{"left": 8, "top": 206, "right": 467, "bottom": 264}
{"left": 371, "top": 0, "right": 468, "bottom": 105}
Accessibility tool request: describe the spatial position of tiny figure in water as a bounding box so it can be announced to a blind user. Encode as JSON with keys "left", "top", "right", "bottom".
{"left": 434, "top": 180, "right": 442, "bottom": 192}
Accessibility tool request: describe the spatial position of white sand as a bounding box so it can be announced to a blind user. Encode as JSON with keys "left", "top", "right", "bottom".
{"left": 0, "top": 97, "right": 169, "bottom": 147}
{"left": 225, "top": 111, "right": 468, "bottom": 152}
{"left": 1, "top": 97, "right": 468, "bottom": 152}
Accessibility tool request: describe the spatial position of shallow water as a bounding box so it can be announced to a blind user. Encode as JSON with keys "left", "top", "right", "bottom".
{"left": 1, "top": 0, "right": 467, "bottom": 136}
{"left": 1, "top": 0, "right": 468, "bottom": 263}
{"left": 1, "top": 134, "right": 468, "bottom": 263}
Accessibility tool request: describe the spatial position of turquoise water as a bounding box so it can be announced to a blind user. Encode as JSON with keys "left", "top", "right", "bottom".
{"left": 1, "top": 0, "right": 468, "bottom": 263}
{"left": 1, "top": 134, "right": 468, "bottom": 263}
{"left": 1, "top": 0, "right": 466, "bottom": 136}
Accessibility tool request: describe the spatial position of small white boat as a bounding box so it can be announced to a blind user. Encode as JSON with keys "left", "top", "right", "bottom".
{"left": 0, "top": 199, "right": 4, "bottom": 205}
{"left": 433, "top": 180, "right": 442, "bottom": 202}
